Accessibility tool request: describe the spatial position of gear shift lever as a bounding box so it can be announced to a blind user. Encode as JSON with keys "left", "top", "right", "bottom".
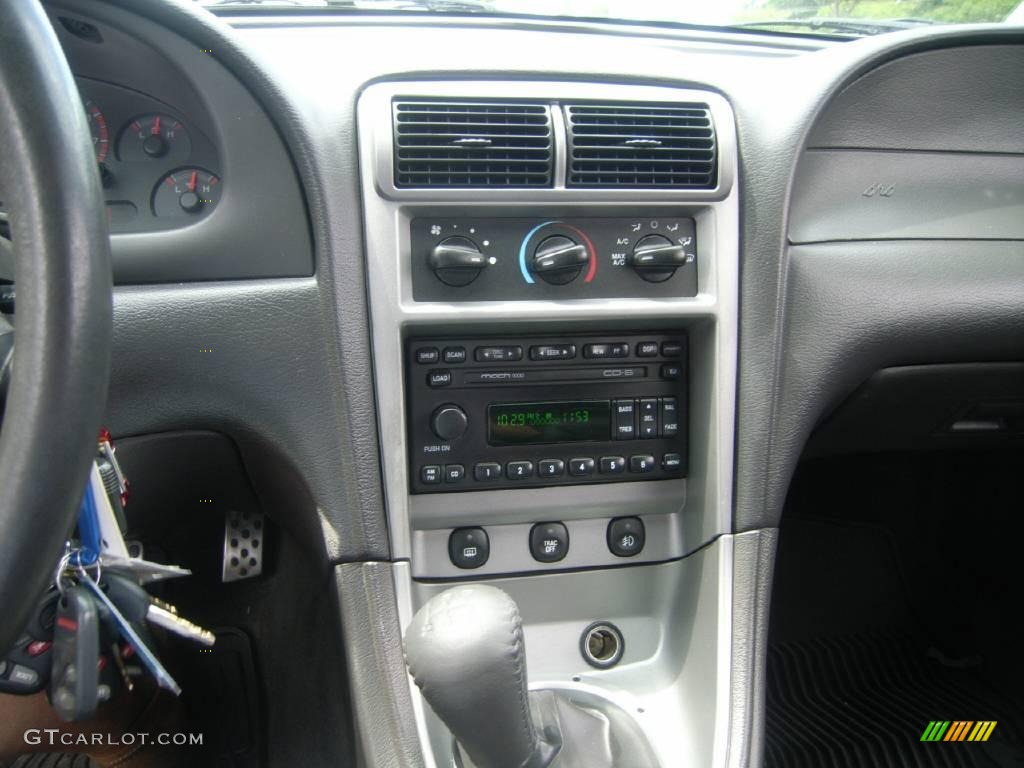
{"left": 404, "top": 585, "right": 559, "bottom": 768}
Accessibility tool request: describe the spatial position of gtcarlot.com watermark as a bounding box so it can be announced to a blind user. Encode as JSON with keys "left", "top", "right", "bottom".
{"left": 25, "top": 729, "right": 203, "bottom": 747}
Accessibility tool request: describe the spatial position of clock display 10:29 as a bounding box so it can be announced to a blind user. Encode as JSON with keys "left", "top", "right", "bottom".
{"left": 488, "top": 401, "right": 611, "bottom": 446}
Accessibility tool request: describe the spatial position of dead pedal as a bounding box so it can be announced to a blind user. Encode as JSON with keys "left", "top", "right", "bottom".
{"left": 222, "top": 509, "right": 264, "bottom": 582}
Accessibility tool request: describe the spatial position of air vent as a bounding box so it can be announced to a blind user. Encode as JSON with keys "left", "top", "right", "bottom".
{"left": 565, "top": 103, "right": 716, "bottom": 189}
{"left": 393, "top": 101, "right": 553, "bottom": 188}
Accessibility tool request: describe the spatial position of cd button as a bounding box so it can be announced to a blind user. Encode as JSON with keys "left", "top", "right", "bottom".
{"left": 473, "top": 462, "right": 503, "bottom": 481}
{"left": 629, "top": 455, "right": 656, "bottom": 473}
{"left": 599, "top": 456, "right": 626, "bottom": 475}
{"left": 568, "top": 458, "right": 595, "bottom": 476}
{"left": 444, "top": 464, "right": 465, "bottom": 483}
{"left": 636, "top": 341, "right": 659, "bottom": 357}
{"left": 506, "top": 461, "right": 534, "bottom": 480}
{"left": 538, "top": 459, "right": 565, "bottom": 478}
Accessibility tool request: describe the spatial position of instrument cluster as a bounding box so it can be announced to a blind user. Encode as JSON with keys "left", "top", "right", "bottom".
{"left": 77, "top": 77, "right": 221, "bottom": 233}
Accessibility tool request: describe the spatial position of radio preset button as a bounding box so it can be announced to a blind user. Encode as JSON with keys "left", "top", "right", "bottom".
{"left": 662, "top": 453, "right": 682, "bottom": 472}
{"left": 443, "top": 347, "right": 467, "bottom": 364}
{"left": 421, "top": 465, "right": 442, "bottom": 484}
{"left": 428, "top": 369, "right": 452, "bottom": 387}
{"left": 449, "top": 527, "right": 489, "bottom": 569}
{"left": 614, "top": 399, "right": 637, "bottom": 440}
{"left": 636, "top": 341, "right": 659, "bottom": 357}
{"left": 445, "top": 464, "right": 465, "bottom": 483}
{"left": 431, "top": 404, "right": 468, "bottom": 441}
{"left": 529, "top": 344, "right": 576, "bottom": 361}
{"left": 629, "top": 455, "right": 655, "bottom": 473}
{"left": 661, "top": 363, "right": 682, "bottom": 380}
{"left": 569, "top": 458, "right": 595, "bottom": 476}
{"left": 474, "top": 462, "right": 503, "bottom": 481}
{"left": 661, "top": 341, "right": 683, "bottom": 358}
{"left": 416, "top": 347, "right": 440, "bottom": 364}
{"left": 660, "top": 397, "right": 679, "bottom": 437}
{"left": 599, "top": 456, "right": 626, "bottom": 475}
{"left": 538, "top": 459, "right": 565, "bottom": 478}
{"left": 507, "top": 461, "right": 535, "bottom": 480}
{"left": 639, "top": 398, "right": 659, "bottom": 438}
{"left": 474, "top": 346, "right": 523, "bottom": 363}
{"left": 529, "top": 522, "right": 569, "bottom": 563}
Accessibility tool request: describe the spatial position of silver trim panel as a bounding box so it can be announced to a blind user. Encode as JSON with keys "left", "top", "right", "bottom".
{"left": 358, "top": 80, "right": 739, "bottom": 574}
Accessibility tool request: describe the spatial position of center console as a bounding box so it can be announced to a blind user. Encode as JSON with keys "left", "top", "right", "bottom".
{"left": 358, "top": 80, "right": 738, "bottom": 768}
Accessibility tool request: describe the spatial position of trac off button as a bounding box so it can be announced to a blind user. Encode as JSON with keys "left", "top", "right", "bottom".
{"left": 529, "top": 522, "right": 569, "bottom": 563}
{"left": 607, "top": 517, "right": 645, "bottom": 557}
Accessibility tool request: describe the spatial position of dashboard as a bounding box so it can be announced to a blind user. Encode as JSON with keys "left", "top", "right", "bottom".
{"left": 10, "top": 2, "right": 1024, "bottom": 768}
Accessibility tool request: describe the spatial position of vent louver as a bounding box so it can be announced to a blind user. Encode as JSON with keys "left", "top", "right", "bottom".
{"left": 565, "top": 103, "right": 716, "bottom": 189}
{"left": 393, "top": 101, "right": 553, "bottom": 188}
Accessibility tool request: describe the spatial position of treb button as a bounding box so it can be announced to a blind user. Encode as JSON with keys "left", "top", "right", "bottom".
{"left": 614, "top": 399, "right": 637, "bottom": 440}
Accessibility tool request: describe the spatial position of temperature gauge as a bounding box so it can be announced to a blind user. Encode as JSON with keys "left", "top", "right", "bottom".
{"left": 83, "top": 98, "right": 109, "bottom": 163}
{"left": 118, "top": 114, "right": 191, "bottom": 162}
{"left": 153, "top": 168, "right": 221, "bottom": 217}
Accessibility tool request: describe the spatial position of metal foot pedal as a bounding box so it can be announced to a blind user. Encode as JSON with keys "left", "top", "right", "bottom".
{"left": 222, "top": 510, "right": 265, "bottom": 582}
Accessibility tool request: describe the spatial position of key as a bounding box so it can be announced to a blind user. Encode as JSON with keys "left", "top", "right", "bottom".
{"left": 49, "top": 585, "right": 101, "bottom": 721}
{"left": 104, "top": 573, "right": 215, "bottom": 647}
{"left": 77, "top": 571, "right": 181, "bottom": 696}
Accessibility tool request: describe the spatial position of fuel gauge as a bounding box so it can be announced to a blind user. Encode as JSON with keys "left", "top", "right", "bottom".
{"left": 153, "top": 168, "right": 220, "bottom": 217}
{"left": 118, "top": 114, "right": 191, "bottom": 162}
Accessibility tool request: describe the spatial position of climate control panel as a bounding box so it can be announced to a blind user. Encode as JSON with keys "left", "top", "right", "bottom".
{"left": 411, "top": 217, "right": 697, "bottom": 302}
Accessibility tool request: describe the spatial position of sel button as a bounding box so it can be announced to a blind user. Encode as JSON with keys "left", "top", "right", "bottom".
{"left": 529, "top": 522, "right": 569, "bottom": 563}
{"left": 639, "top": 398, "right": 659, "bottom": 438}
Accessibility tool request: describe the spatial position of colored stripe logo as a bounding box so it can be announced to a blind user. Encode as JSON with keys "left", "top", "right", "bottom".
{"left": 920, "top": 721, "right": 997, "bottom": 742}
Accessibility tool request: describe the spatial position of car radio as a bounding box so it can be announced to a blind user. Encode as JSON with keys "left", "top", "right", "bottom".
{"left": 406, "top": 332, "right": 688, "bottom": 494}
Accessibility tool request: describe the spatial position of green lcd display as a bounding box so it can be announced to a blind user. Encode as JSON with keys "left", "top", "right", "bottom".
{"left": 488, "top": 401, "right": 611, "bottom": 446}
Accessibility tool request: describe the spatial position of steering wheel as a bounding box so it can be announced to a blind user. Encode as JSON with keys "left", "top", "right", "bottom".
{"left": 0, "top": 0, "right": 113, "bottom": 654}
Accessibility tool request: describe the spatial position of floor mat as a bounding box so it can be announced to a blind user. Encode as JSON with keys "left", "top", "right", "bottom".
{"left": 0, "top": 757, "right": 97, "bottom": 768}
{"left": 766, "top": 631, "right": 1024, "bottom": 768}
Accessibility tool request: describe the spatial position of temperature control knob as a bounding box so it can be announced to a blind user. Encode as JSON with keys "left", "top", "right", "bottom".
{"left": 431, "top": 404, "right": 468, "bottom": 442}
{"left": 531, "top": 235, "right": 589, "bottom": 285}
{"left": 430, "top": 237, "right": 487, "bottom": 287}
{"left": 629, "top": 235, "right": 687, "bottom": 283}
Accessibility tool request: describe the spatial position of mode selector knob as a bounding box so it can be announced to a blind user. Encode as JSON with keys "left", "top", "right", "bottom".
{"left": 629, "top": 234, "right": 687, "bottom": 283}
{"left": 430, "top": 237, "right": 488, "bottom": 287}
{"left": 431, "top": 404, "right": 468, "bottom": 442}
{"left": 531, "top": 235, "right": 589, "bottom": 285}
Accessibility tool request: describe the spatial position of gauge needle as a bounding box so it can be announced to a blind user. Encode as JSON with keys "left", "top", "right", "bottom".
{"left": 188, "top": 171, "right": 197, "bottom": 192}
{"left": 152, "top": 116, "right": 162, "bottom": 136}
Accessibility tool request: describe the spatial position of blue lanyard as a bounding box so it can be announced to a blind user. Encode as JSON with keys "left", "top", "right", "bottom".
{"left": 73, "top": 479, "right": 101, "bottom": 566}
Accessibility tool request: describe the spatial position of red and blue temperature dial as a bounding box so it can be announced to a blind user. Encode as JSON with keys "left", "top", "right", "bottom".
{"left": 518, "top": 221, "right": 598, "bottom": 285}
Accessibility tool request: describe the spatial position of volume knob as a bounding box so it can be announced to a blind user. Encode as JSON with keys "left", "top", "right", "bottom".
{"left": 431, "top": 404, "right": 468, "bottom": 441}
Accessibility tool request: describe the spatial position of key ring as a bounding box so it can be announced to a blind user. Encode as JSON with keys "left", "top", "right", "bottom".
{"left": 53, "top": 545, "right": 75, "bottom": 595}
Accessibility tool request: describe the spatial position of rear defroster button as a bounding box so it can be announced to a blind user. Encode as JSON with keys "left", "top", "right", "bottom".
{"left": 449, "top": 527, "right": 489, "bottom": 569}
